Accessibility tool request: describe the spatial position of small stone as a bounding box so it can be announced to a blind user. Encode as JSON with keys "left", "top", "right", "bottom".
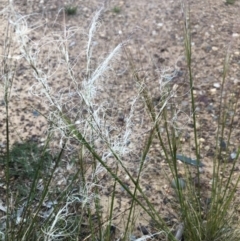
{"left": 152, "top": 30, "right": 157, "bottom": 36}
{"left": 125, "top": 175, "right": 130, "bottom": 180}
{"left": 199, "top": 138, "right": 205, "bottom": 143}
{"left": 233, "top": 79, "right": 239, "bottom": 84}
{"left": 181, "top": 101, "right": 188, "bottom": 107}
{"left": 180, "top": 137, "right": 185, "bottom": 143}
{"left": 228, "top": 110, "right": 234, "bottom": 117}
{"left": 220, "top": 139, "right": 227, "bottom": 150}
{"left": 137, "top": 225, "right": 149, "bottom": 235}
{"left": 212, "top": 46, "right": 218, "bottom": 51}
{"left": 230, "top": 152, "right": 237, "bottom": 160}
{"left": 0, "top": 142, "right": 6, "bottom": 148}
{"left": 195, "top": 107, "right": 201, "bottom": 112}
{"left": 119, "top": 1, "right": 124, "bottom": 6}
{"left": 99, "top": 32, "right": 107, "bottom": 39}
{"left": 204, "top": 145, "right": 210, "bottom": 151}
{"left": 234, "top": 51, "right": 239, "bottom": 55}
{"left": 69, "top": 41, "right": 76, "bottom": 47}
{"left": 205, "top": 45, "right": 212, "bottom": 53}
{"left": 157, "top": 22, "right": 163, "bottom": 27}
{"left": 49, "top": 5, "right": 57, "bottom": 10}
{"left": 33, "top": 110, "right": 39, "bottom": 117}
{"left": 171, "top": 178, "right": 185, "bottom": 190}
{"left": 130, "top": 235, "right": 137, "bottom": 241}
{"left": 213, "top": 83, "right": 220, "bottom": 88}
{"left": 207, "top": 104, "right": 214, "bottom": 112}
{"left": 232, "top": 33, "right": 239, "bottom": 38}
{"left": 196, "top": 122, "right": 201, "bottom": 130}
{"left": 209, "top": 88, "right": 217, "bottom": 94}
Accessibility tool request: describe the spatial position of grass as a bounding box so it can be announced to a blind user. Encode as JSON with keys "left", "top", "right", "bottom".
{"left": 226, "top": 0, "right": 236, "bottom": 4}
{"left": 0, "top": 141, "right": 53, "bottom": 180}
{"left": 0, "top": 2, "right": 240, "bottom": 241}
{"left": 65, "top": 5, "right": 77, "bottom": 16}
{"left": 112, "top": 6, "right": 121, "bottom": 14}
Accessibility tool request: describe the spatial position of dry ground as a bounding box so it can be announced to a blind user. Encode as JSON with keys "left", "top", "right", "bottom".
{"left": 0, "top": 0, "right": 240, "bottom": 239}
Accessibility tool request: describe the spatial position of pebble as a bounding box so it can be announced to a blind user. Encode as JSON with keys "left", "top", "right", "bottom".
{"left": 32, "top": 110, "right": 39, "bottom": 117}
{"left": 180, "top": 137, "right": 185, "bottom": 143}
{"left": 69, "top": 41, "right": 76, "bottom": 47}
{"left": 40, "top": 138, "right": 45, "bottom": 142}
{"left": 137, "top": 225, "right": 149, "bottom": 235}
{"left": 195, "top": 107, "right": 201, "bottom": 112}
{"left": 230, "top": 152, "right": 237, "bottom": 160}
{"left": 199, "top": 138, "right": 205, "bottom": 143}
{"left": 206, "top": 104, "right": 214, "bottom": 112}
{"left": 82, "top": 7, "right": 88, "bottom": 13}
{"left": 0, "top": 142, "right": 6, "bottom": 148}
{"left": 157, "top": 22, "right": 163, "bottom": 28}
{"left": 152, "top": 30, "right": 157, "bottom": 36}
{"left": 212, "top": 46, "right": 218, "bottom": 51}
{"left": 171, "top": 178, "right": 185, "bottom": 190}
{"left": 99, "top": 32, "right": 107, "bottom": 39}
{"left": 220, "top": 139, "right": 227, "bottom": 150}
{"left": 232, "top": 33, "right": 239, "bottom": 38}
{"left": 119, "top": 1, "right": 124, "bottom": 6}
{"left": 213, "top": 83, "right": 220, "bottom": 88}
{"left": 181, "top": 101, "right": 188, "bottom": 107}
{"left": 205, "top": 32, "right": 210, "bottom": 37}
{"left": 205, "top": 45, "right": 212, "bottom": 53}
{"left": 195, "top": 122, "right": 201, "bottom": 130}
{"left": 209, "top": 88, "right": 217, "bottom": 94}
{"left": 204, "top": 145, "right": 210, "bottom": 151}
{"left": 130, "top": 235, "right": 137, "bottom": 241}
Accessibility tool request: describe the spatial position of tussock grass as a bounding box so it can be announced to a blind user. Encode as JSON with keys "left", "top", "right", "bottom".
{"left": 65, "top": 6, "right": 77, "bottom": 16}
{"left": 0, "top": 1, "right": 240, "bottom": 241}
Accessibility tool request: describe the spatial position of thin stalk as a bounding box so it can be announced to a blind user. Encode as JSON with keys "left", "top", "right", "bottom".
{"left": 123, "top": 126, "right": 156, "bottom": 240}
{"left": 21, "top": 141, "right": 66, "bottom": 240}
{"left": 17, "top": 132, "right": 53, "bottom": 235}
{"left": 104, "top": 168, "right": 118, "bottom": 241}
{"left": 2, "top": 21, "right": 15, "bottom": 241}
{"left": 93, "top": 158, "right": 102, "bottom": 240}
{"left": 183, "top": 7, "right": 200, "bottom": 181}
{"left": 210, "top": 50, "right": 230, "bottom": 223}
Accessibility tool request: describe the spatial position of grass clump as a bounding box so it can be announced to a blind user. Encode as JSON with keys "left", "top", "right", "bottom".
{"left": 226, "top": 0, "right": 236, "bottom": 4}
{"left": 0, "top": 2, "right": 240, "bottom": 241}
{"left": 112, "top": 6, "right": 121, "bottom": 14}
{"left": 65, "top": 5, "right": 77, "bottom": 15}
{"left": 0, "top": 140, "right": 53, "bottom": 180}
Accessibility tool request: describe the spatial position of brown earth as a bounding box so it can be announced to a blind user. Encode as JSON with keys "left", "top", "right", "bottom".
{"left": 0, "top": 0, "right": 240, "bottom": 239}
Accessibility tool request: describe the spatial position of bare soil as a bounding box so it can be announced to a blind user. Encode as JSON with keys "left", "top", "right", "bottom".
{"left": 0, "top": 0, "right": 240, "bottom": 239}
